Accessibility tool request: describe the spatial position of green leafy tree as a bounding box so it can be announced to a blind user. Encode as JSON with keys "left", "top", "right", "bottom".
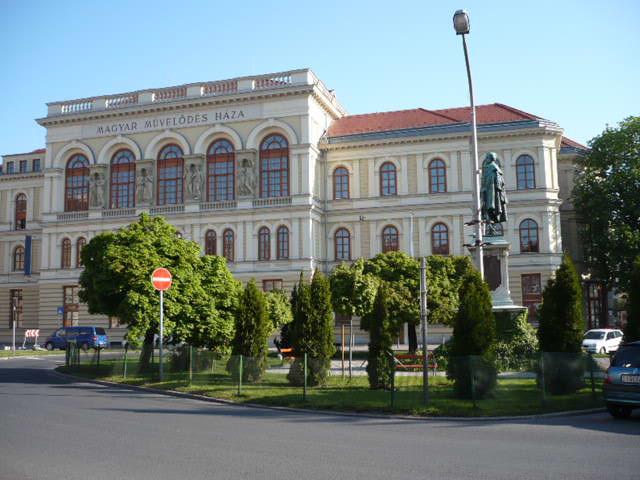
{"left": 623, "top": 256, "right": 640, "bottom": 342}
{"left": 329, "top": 258, "right": 379, "bottom": 320}
{"left": 573, "top": 116, "right": 640, "bottom": 293}
{"left": 79, "top": 213, "right": 239, "bottom": 366}
{"left": 536, "top": 255, "right": 584, "bottom": 394}
{"left": 265, "top": 289, "right": 293, "bottom": 333}
{"left": 227, "top": 279, "right": 271, "bottom": 382}
{"left": 287, "top": 272, "right": 336, "bottom": 386}
{"left": 447, "top": 269, "right": 497, "bottom": 399}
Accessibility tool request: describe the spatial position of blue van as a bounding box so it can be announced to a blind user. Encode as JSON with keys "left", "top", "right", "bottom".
{"left": 44, "top": 326, "right": 108, "bottom": 351}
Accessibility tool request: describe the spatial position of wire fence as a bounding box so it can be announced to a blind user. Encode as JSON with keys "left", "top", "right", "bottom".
{"left": 63, "top": 344, "right": 609, "bottom": 415}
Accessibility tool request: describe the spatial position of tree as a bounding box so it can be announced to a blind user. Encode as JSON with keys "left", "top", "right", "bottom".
{"left": 447, "top": 268, "right": 497, "bottom": 399}
{"left": 227, "top": 279, "right": 271, "bottom": 382}
{"left": 287, "top": 272, "right": 336, "bottom": 386}
{"left": 329, "top": 258, "right": 379, "bottom": 320}
{"left": 265, "top": 289, "right": 293, "bottom": 333}
{"left": 536, "top": 255, "right": 584, "bottom": 394}
{"left": 573, "top": 116, "right": 640, "bottom": 294}
{"left": 623, "top": 256, "right": 640, "bottom": 342}
{"left": 79, "top": 213, "right": 240, "bottom": 366}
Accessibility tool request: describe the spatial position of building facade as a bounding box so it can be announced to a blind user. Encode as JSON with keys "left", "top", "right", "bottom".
{"left": 0, "top": 68, "right": 585, "bottom": 343}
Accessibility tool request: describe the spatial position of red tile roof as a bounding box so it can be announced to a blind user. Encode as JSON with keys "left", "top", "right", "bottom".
{"left": 561, "top": 137, "right": 588, "bottom": 150}
{"left": 31, "top": 148, "right": 46, "bottom": 153}
{"left": 328, "top": 103, "right": 546, "bottom": 137}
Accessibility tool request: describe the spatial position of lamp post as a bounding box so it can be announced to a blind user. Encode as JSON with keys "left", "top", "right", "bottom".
{"left": 453, "top": 9, "right": 484, "bottom": 280}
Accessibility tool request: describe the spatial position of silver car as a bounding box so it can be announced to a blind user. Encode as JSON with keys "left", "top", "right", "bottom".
{"left": 582, "top": 329, "right": 623, "bottom": 354}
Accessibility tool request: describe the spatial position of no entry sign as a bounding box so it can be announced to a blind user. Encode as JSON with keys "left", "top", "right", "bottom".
{"left": 151, "top": 268, "right": 172, "bottom": 291}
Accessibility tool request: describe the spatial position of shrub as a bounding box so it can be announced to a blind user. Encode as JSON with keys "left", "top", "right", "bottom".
{"left": 493, "top": 310, "right": 538, "bottom": 372}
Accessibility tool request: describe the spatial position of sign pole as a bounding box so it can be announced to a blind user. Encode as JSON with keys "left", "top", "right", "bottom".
{"left": 420, "top": 257, "right": 429, "bottom": 407}
{"left": 12, "top": 298, "right": 17, "bottom": 353}
{"left": 159, "top": 289, "right": 164, "bottom": 382}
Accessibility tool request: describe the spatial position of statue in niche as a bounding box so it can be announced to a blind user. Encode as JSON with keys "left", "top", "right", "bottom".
{"left": 238, "top": 158, "right": 256, "bottom": 196}
{"left": 89, "top": 172, "right": 105, "bottom": 207}
{"left": 185, "top": 163, "right": 204, "bottom": 201}
{"left": 136, "top": 168, "right": 154, "bottom": 203}
{"left": 480, "top": 152, "right": 508, "bottom": 235}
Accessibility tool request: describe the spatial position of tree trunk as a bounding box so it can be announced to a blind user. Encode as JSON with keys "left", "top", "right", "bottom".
{"left": 408, "top": 323, "right": 418, "bottom": 352}
{"left": 139, "top": 327, "right": 156, "bottom": 370}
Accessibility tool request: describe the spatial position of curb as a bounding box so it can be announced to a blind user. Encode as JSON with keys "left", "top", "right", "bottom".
{"left": 51, "top": 369, "right": 607, "bottom": 422}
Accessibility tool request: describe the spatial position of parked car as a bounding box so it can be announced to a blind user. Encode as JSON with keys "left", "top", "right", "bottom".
{"left": 604, "top": 341, "right": 640, "bottom": 419}
{"left": 44, "top": 326, "right": 108, "bottom": 351}
{"left": 581, "top": 329, "right": 624, "bottom": 354}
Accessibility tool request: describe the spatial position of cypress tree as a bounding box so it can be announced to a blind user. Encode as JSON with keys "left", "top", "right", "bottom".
{"left": 536, "top": 254, "right": 584, "bottom": 394}
{"left": 447, "top": 269, "right": 497, "bottom": 399}
{"left": 227, "top": 279, "right": 270, "bottom": 382}
{"left": 623, "top": 256, "right": 640, "bottom": 342}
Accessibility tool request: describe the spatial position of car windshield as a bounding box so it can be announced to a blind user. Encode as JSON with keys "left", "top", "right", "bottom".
{"left": 584, "top": 331, "right": 605, "bottom": 340}
{"left": 611, "top": 346, "right": 640, "bottom": 368}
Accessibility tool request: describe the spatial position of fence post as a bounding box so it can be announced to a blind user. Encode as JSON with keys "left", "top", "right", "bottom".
{"left": 389, "top": 351, "right": 396, "bottom": 408}
{"left": 189, "top": 345, "right": 194, "bottom": 385}
{"left": 540, "top": 352, "right": 546, "bottom": 405}
{"left": 589, "top": 352, "right": 596, "bottom": 400}
{"left": 123, "top": 345, "right": 128, "bottom": 379}
{"left": 470, "top": 357, "right": 477, "bottom": 410}
{"left": 303, "top": 353, "right": 308, "bottom": 401}
{"left": 238, "top": 355, "right": 243, "bottom": 396}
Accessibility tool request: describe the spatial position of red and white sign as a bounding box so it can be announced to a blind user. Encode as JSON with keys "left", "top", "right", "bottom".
{"left": 151, "top": 268, "right": 172, "bottom": 291}
{"left": 25, "top": 329, "right": 40, "bottom": 337}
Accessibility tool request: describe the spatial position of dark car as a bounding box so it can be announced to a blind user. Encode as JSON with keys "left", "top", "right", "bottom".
{"left": 44, "top": 326, "right": 108, "bottom": 351}
{"left": 604, "top": 341, "right": 640, "bottom": 418}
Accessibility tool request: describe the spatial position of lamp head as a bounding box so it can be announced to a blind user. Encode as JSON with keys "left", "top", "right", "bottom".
{"left": 453, "top": 9, "right": 470, "bottom": 35}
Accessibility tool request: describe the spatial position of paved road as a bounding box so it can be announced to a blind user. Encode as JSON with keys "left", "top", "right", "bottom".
{"left": 1, "top": 356, "right": 638, "bottom": 480}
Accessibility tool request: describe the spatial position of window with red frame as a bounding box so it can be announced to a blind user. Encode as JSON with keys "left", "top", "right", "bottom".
{"left": 157, "top": 144, "right": 184, "bottom": 205}
{"left": 263, "top": 279, "right": 283, "bottom": 292}
{"left": 431, "top": 223, "right": 450, "bottom": 255}
{"left": 519, "top": 219, "right": 539, "bottom": 252}
{"left": 223, "top": 229, "right": 234, "bottom": 261}
{"left": 382, "top": 225, "right": 399, "bottom": 252}
{"left": 65, "top": 154, "right": 90, "bottom": 211}
{"left": 333, "top": 167, "right": 349, "bottom": 199}
{"left": 258, "top": 227, "right": 271, "bottom": 260}
{"left": 110, "top": 149, "right": 136, "bottom": 209}
{"left": 13, "top": 246, "right": 25, "bottom": 271}
{"left": 15, "top": 193, "right": 27, "bottom": 230}
{"left": 380, "top": 162, "right": 397, "bottom": 196}
{"left": 516, "top": 155, "right": 536, "bottom": 189}
{"left": 260, "top": 135, "right": 289, "bottom": 198}
{"left": 76, "top": 237, "right": 86, "bottom": 267}
{"left": 334, "top": 228, "right": 351, "bottom": 261}
{"left": 207, "top": 139, "right": 235, "bottom": 201}
{"left": 205, "top": 230, "right": 217, "bottom": 255}
{"left": 9, "top": 289, "right": 23, "bottom": 327}
{"left": 277, "top": 226, "right": 289, "bottom": 259}
{"left": 429, "top": 159, "right": 447, "bottom": 193}
{"left": 61, "top": 238, "right": 72, "bottom": 269}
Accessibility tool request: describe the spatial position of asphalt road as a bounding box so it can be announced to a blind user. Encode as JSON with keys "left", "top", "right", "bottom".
{"left": 1, "top": 356, "right": 638, "bottom": 480}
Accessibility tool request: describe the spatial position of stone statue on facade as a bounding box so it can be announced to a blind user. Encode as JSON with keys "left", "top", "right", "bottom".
{"left": 480, "top": 152, "right": 507, "bottom": 235}
{"left": 89, "top": 172, "right": 106, "bottom": 208}
{"left": 238, "top": 158, "right": 256, "bottom": 196}
{"left": 136, "top": 168, "right": 153, "bottom": 204}
{"left": 185, "top": 163, "right": 204, "bottom": 201}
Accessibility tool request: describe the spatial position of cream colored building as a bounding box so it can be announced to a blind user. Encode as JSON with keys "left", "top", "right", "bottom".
{"left": 0, "top": 68, "right": 585, "bottom": 344}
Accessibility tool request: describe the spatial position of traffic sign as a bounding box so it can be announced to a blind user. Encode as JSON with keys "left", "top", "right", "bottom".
{"left": 151, "top": 268, "right": 172, "bottom": 291}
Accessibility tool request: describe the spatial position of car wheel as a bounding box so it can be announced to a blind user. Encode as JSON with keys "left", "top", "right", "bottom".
{"left": 80, "top": 342, "right": 89, "bottom": 352}
{"left": 607, "top": 404, "right": 632, "bottom": 419}
{"left": 599, "top": 347, "right": 606, "bottom": 354}
{"left": 45, "top": 342, "right": 54, "bottom": 351}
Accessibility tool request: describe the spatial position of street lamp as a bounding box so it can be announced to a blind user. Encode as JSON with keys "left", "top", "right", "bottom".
{"left": 453, "top": 9, "right": 484, "bottom": 279}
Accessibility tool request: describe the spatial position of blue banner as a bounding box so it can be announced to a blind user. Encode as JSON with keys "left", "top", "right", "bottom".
{"left": 24, "top": 235, "right": 32, "bottom": 276}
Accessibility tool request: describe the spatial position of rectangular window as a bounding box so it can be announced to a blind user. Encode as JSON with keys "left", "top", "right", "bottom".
{"left": 10, "top": 290, "right": 23, "bottom": 328}
{"left": 33, "top": 159, "right": 41, "bottom": 171}
{"left": 19, "top": 160, "right": 28, "bottom": 173}
{"left": 263, "top": 279, "right": 283, "bottom": 292}
{"left": 63, "top": 286, "right": 80, "bottom": 327}
{"left": 521, "top": 274, "right": 542, "bottom": 323}
{"left": 6, "top": 162, "right": 15, "bottom": 174}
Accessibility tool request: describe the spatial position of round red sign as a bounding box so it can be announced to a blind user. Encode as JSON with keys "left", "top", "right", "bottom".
{"left": 151, "top": 268, "right": 172, "bottom": 291}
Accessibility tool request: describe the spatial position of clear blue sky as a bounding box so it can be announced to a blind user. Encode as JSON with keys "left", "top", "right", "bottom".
{"left": 1, "top": 0, "right": 638, "bottom": 157}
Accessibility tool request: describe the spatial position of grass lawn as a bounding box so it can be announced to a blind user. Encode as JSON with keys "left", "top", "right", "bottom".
{"left": 0, "top": 349, "right": 65, "bottom": 357}
{"left": 58, "top": 354, "right": 605, "bottom": 417}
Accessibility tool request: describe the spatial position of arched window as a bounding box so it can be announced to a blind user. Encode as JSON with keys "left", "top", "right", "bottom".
{"left": 207, "top": 139, "right": 235, "bottom": 201}
{"left": 157, "top": 144, "right": 184, "bottom": 205}
{"left": 519, "top": 219, "right": 539, "bottom": 252}
{"left": 429, "top": 159, "right": 447, "bottom": 193}
{"left": 76, "top": 237, "right": 86, "bottom": 267}
{"left": 431, "top": 223, "right": 450, "bottom": 255}
{"left": 65, "top": 154, "right": 90, "bottom": 211}
{"left": 277, "top": 226, "right": 289, "bottom": 259}
{"left": 382, "top": 225, "right": 399, "bottom": 252}
{"left": 13, "top": 246, "right": 25, "bottom": 271}
{"left": 335, "top": 228, "right": 351, "bottom": 261}
{"left": 380, "top": 162, "right": 397, "bottom": 196}
{"left": 223, "top": 229, "right": 234, "bottom": 261}
{"left": 258, "top": 227, "right": 271, "bottom": 260}
{"left": 260, "top": 135, "right": 289, "bottom": 198}
{"left": 110, "top": 149, "right": 136, "bottom": 209}
{"left": 516, "top": 155, "right": 536, "bottom": 189}
{"left": 61, "top": 238, "right": 72, "bottom": 269}
{"left": 333, "top": 167, "right": 349, "bottom": 200}
{"left": 205, "top": 230, "right": 217, "bottom": 255}
{"left": 15, "top": 193, "right": 27, "bottom": 230}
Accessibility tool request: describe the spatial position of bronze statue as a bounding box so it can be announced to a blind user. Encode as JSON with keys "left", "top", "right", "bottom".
{"left": 480, "top": 152, "right": 507, "bottom": 232}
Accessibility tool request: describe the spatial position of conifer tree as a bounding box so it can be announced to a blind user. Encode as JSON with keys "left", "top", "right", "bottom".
{"left": 227, "top": 279, "right": 270, "bottom": 382}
